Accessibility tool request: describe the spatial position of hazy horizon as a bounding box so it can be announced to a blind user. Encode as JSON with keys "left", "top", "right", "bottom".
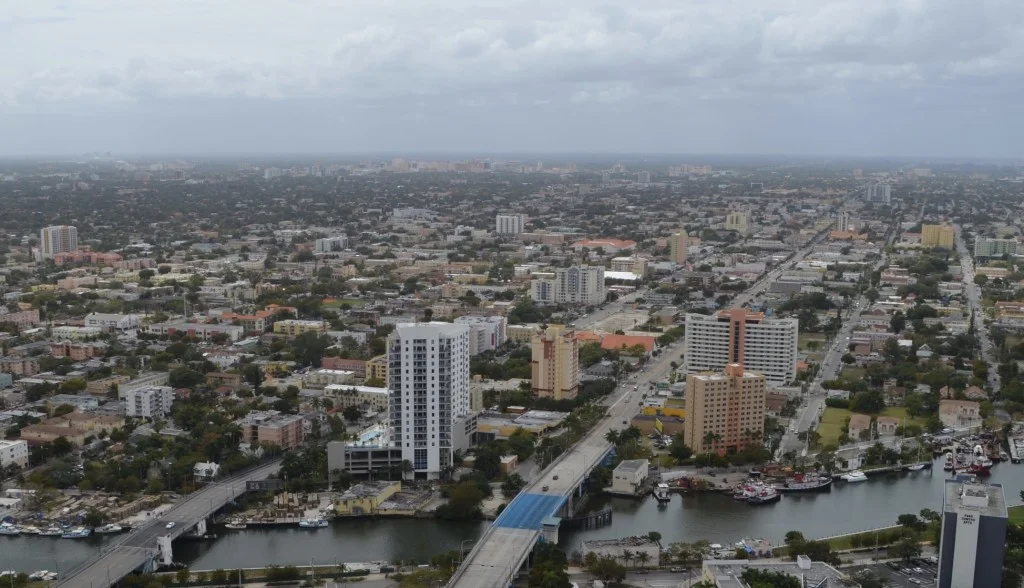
{"left": 4, "top": 0, "right": 1024, "bottom": 159}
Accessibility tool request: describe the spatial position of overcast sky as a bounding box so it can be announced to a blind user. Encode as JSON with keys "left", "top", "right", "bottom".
{"left": 3, "top": 0, "right": 1023, "bottom": 158}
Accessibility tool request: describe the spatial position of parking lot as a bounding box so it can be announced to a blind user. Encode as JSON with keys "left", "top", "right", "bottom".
{"left": 844, "top": 559, "right": 938, "bottom": 588}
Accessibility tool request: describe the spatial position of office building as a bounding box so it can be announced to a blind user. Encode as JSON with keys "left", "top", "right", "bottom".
{"left": 682, "top": 310, "right": 799, "bottom": 386}
{"left": 834, "top": 211, "right": 852, "bottom": 233}
{"left": 974, "top": 237, "right": 1017, "bottom": 259}
{"left": 125, "top": 386, "right": 175, "bottom": 419}
{"left": 922, "top": 224, "right": 956, "bottom": 249}
{"left": 669, "top": 230, "right": 688, "bottom": 265}
{"left": 725, "top": 212, "right": 750, "bottom": 235}
{"left": 84, "top": 312, "right": 140, "bottom": 331}
{"left": 0, "top": 439, "right": 29, "bottom": 468}
{"left": 40, "top": 225, "right": 78, "bottom": 258}
{"left": 273, "top": 319, "right": 327, "bottom": 336}
{"left": 938, "top": 477, "right": 1007, "bottom": 588}
{"left": 454, "top": 315, "right": 508, "bottom": 356}
{"left": 495, "top": 213, "right": 526, "bottom": 235}
{"left": 865, "top": 183, "right": 891, "bottom": 205}
{"left": 684, "top": 364, "right": 767, "bottom": 455}
{"left": 314, "top": 235, "right": 349, "bottom": 253}
{"left": 531, "top": 325, "right": 580, "bottom": 401}
{"left": 388, "top": 323, "right": 474, "bottom": 479}
{"left": 530, "top": 266, "right": 606, "bottom": 305}
{"left": 636, "top": 171, "right": 651, "bottom": 184}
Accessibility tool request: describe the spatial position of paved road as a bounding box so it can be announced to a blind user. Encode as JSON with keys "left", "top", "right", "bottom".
{"left": 57, "top": 460, "right": 282, "bottom": 588}
{"left": 954, "top": 225, "right": 1000, "bottom": 391}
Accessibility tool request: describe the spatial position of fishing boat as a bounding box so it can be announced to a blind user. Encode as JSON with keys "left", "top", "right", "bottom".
{"left": 19, "top": 526, "right": 40, "bottom": 535}
{"left": 840, "top": 470, "right": 868, "bottom": 483}
{"left": 747, "top": 486, "right": 781, "bottom": 505}
{"left": 774, "top": 473, "right": 832, "bottom": 493}
{"left": 732, "top": 482, "right": 759, "bottom": 501}
{"left": 61, "top": 526, "right": 92, "bottom": 539}
{"left": 224, "top": 520, "right": 247, "bottom": 530}
{"left": 653, "top": 483, "right": 672, "bottom": 503}
{"left": 943, "top": 452, "right": 954, "bottom": 471}
{"left": 95, "top": 524, "right": 124, "bottom": 534}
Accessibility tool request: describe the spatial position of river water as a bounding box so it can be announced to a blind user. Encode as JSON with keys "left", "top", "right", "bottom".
{"left": 4, "top": 458, "right": 1022, "bottom": 573}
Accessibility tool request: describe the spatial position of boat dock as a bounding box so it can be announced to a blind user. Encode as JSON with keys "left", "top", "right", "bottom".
{"left": 1009, "top": 437, "right": 1024, "bottom": 464}
{"left": 831, "top": 461, "right": 933, "bottom": 480}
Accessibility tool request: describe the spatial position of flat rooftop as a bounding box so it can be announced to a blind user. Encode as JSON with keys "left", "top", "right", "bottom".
{"left": 615, "top": 459, "right": 648, "bottom": 473}
{"left": 944, "top": 478, "right": 1007, "bottom": 518}
{"left": 703, "top": 560, "right": 847, "bottom": 588}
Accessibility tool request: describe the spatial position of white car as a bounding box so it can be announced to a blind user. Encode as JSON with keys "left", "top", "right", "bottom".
{"left": 165, "top": 522, "right": 175, "bottom": 529}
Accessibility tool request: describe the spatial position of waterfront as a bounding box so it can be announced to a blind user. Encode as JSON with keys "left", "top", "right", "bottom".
{"left": 3, "top": 458, "right": 1023, "bottom": 573}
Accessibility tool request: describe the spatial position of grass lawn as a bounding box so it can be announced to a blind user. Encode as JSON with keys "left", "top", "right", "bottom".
{"left": 879, "top": 406, "right": 929, "bottom": 429}
{"left": 817, "top": 407, "right": 853, "bottom": 446}
{"left": 1010, "top": 505, "right": 1024, "bottom": 525}
{"left": 839, "top": 366, "right": 865, "bottom": 380}
{"left": 799, "top": 332, "right": 828, "bottom": 351}
{"left": 323, "top": 298, "right": 364, "bottom": 309}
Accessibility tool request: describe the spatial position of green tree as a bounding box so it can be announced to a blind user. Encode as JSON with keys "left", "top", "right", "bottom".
{"left": 436, "top": 480, "right": 484, "bottom": 520}
{"left": 501, "top": 473, "right": 526, "bottom": 499}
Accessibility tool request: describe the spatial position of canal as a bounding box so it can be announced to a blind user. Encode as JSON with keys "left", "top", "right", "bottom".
{"left": 3, "top": 459, "right": 1022, "bottom": 573}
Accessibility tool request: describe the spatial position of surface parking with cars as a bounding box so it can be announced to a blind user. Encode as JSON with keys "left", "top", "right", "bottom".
{"left": 844, "top": 559, "right": 938, "bottom": 588}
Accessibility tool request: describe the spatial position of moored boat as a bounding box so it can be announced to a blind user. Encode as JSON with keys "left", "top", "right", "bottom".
{"left": 37, "top": 526, "right": 62, "bottom": 537}
{"left": 774, "top": 474, "right": 832, "bottom": 493}
{"left": 95, "top": 524, "right": 124, "bottom": 534}
{"left": 298, "top": 517, "right": 329, "bottom": 529}
{"left": 907, "top": 463, "right": 926, "bottom": 471}
{"left": 61, "top": 526, "right": 92, "bottom": 539}
{"left": 840, "top": 470, "right": 868, "bottom": 483}
{"left": 653, "top": 483, "right": 672, "bottom": 503}
{"left": 0, "top": 523, "right": 20, "bottom": 536}
{"left": 747, "top": 487, "right": 781, "bottom": 505}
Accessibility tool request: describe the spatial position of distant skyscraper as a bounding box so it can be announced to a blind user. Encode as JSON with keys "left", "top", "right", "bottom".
{"left": 922, "top": 224, "right": 955, "bottom": 249}
{"left": 40, "top": 225, "right": 78, "bottom": 259}
{"left": 725, "top": 212, "right": 750, "bottom": 235}
{"left": 938, "top": 476, "right": 1007, "bottom": 588}
{"left": 388, "top": 323, "right": 473, "bottom": 480}
{"left": 973, "top": 237, "right": 1018, "bottom": 259}
{"left": 669, "top": 230, "right": 688, "bottom": 265}
{"left": 834, "top": 211, "right": 852, "bottom": 233}
{"left": 865, "top": 183, "right": 892, "bottom": 204}
{"left": 531, "top": 325, "right": 579, "bottom": 401}
{"left": 495, "top": 213, "right": 526, "bottom": 235}
{"left": 636, "top": 171, "right": 651, "bottom": 184}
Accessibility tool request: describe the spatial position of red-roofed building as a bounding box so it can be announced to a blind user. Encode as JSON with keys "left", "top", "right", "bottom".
{"left": 600, "top": 334, "right": 656, "bottom": 355}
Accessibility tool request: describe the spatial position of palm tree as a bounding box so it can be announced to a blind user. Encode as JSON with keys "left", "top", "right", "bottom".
{"left": 636, "top": 552, "right": 651, "bottom": 569}
{"left": 621, "top": 550, "right": 634, "bottom": 569}
{"left": 401, "top": 460, "right": 414, "bottom": 481}
{"left": 605, "top": 430, "right": 621, "bottom": 445}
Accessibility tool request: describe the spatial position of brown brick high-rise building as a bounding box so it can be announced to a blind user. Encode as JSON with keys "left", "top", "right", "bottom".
{"left": 684, "top": 364, "right": 767, "bottom": 455}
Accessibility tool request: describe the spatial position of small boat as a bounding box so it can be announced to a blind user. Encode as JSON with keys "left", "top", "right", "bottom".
{"left": 907, "top": 464, "right": 926, "bottom": 471}
{"left": 943, "top": 453, "right": 954, "bottom": 471}
{"left": 19, "top": 526, "right": 40, "bottom": 535}
{"left": 224, "top": 521, "right": 247, "bottom": 530}
{"left": 0, "top": 524, "right": 19, "bottom": 536}
{"left": 95, "top": 524, "right": 124, "bottom": 534}
{"left": 653, "top": 483, "right": 672, "bottom": 503}
{"left": 840, "top": 470, "right": 868, "bottom": 483}
{"left": 747, "top": 487, "right": 781, "bottom": 505}
{"left": 298, "top": 518, "right": 329, "bottom": 529}
{"left": 61, "top": 526, "right": 92, "bottom": 539}
{"left": 774, "top": 474, "right": 832, "bottom": 493}
{"left": 38, "top": 526, "right": 62, "bottom": 537}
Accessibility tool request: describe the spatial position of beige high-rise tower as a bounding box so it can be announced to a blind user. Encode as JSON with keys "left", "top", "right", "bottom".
{"left": 669, "top": 230, "right": 688, "bottom": 265}
{"left": 684, "top": 364, "right": 767, "bottom": 455}
{"left": 530, "top": 325, "right": 579, "bottom": 401}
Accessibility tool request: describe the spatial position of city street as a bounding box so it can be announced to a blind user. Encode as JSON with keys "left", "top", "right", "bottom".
{"left": 954, "top": 225, "right": 1000, "bottom": 391}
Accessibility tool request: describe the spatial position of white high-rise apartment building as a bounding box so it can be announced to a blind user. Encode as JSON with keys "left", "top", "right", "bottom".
{"left": 453, "top": 315, "right": 507, "bottom": 356}
{"left": 388, "top": 323, "right": 473, "bottom": 479}
{"left": 40, "top": 225, "right": 78, "bottom": 258}
{"left": 834, "top": 211, "right": 852, "bottom": 232}
{"left": 314, "top": 235, "right": 349, "bottom": 253}
{"left": 125, "top": 386, "right": 175, "bottom": 419}
{"left": 865, "top": 183, "right": 891, "bottom": 205}
{"left": 530, "top": 266, "right": 605, "bottom": 305}
{"left": 495, "top": 213, "right": 526, "bottom": 235}
{"left": 682, "top": 310, "right": 799, "bottom": 386}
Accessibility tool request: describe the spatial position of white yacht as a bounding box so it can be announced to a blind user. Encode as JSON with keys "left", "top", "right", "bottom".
{"left": 840, "top": 470, "right": 868, "bottom": 483}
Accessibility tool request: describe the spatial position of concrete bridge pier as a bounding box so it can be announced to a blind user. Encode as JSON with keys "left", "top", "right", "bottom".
{"left": 193, "top": 518, "right": 207, "bottom": 536}
{"left": 157, "top": 535, "right": 174, "bottom": 566}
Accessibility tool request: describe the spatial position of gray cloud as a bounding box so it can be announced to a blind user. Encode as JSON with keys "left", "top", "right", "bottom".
{"left": 2, "top": 0, "right": 1023, "bottom": 157}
